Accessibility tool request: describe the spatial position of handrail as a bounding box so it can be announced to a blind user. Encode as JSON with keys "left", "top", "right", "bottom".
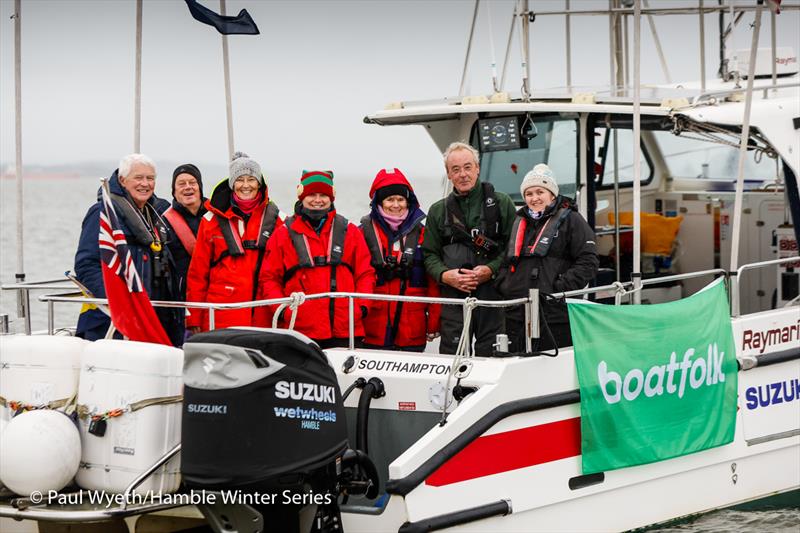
{"left": 121, "top": 443, "right": 181, "bottom": 510}
{"left": 733, "top": 255, "right": 800, "bottom": 317}
{"left": 691, "top": 82, "right": 800, "bottom": 106}
{"left": 4, "top": 257, "right": 795, "bottom": 340}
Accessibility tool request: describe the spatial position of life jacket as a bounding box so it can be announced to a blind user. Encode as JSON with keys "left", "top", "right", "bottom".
{"left": 284, "top": 213, "right": 352, "bottom": 333}
{"left": 110, "top": 193, "right": 167, "bottom": 249}
{"left": 360, "top": 215, "right": 422, "bottom": 281}
{"left": 443, "top": 181, "right": 502, "bottom": 258}
{"left": 505, "top": 203, "right": 573, "bottom": 269}
{"left": 206, "top": 201, "right": 280, "bottom": 268}
{"left": 283, "top": 213, "right": 351, "bottom": 284}
{"left": 163, "top": 207, "right": 197, "bottom": 256}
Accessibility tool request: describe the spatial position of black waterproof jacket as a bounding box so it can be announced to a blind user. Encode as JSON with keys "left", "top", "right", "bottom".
{"left": 496, "top": 196, "right": 599, "bottom": 324}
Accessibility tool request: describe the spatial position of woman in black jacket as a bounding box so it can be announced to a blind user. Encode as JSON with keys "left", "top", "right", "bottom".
{"left": 497, "top": 164, "right": 599, "bottom": 352}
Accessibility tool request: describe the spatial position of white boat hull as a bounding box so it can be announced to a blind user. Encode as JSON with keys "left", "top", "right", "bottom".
{"left": 332, "top": 306, "right": 799, "bottom": 532}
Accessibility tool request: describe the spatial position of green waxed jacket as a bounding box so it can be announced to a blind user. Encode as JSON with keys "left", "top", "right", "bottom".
{"left": 422, "top": 179, "right": 517, "bottom": 282}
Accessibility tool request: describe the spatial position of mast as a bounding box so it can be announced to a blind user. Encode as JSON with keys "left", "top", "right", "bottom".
{"left": 134, "top": 0, "right": 142, "bottom": 153}
{"left": 13, "top": 0, "right": 27, "bottom": 328}
{"left": 565, "top": 0, "right": 572, "bottom": 89}
{"left": 459, "top": 0, "right": 480, "bottom": 96}
{"left": 730, "top": 2, "right": 764, "bottom": 315}
{"left": 499, "top": 2, "right": 517, "bottom": 92}
{"left": 520, "top": 0, "right": 531, "bottom": 100}
{"left": 632, "top": 0, "right": 642, "bottom": 304}
{"left": 221, "top": 0, "right": 235, "bottom": 160}
{"left": 699, "top": 0, "right": 706, "bottom": 91}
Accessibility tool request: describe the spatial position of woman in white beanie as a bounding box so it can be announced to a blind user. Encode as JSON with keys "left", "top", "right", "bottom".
{"left": 186, "top": 152, "right": 284, "bottom": 333}
{"left": 496, "top": 163, "right": 598, "bottom": 353}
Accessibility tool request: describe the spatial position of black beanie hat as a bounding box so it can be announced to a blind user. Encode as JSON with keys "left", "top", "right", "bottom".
{"left": 374, "top": 183, "right": 410, "bottom": 205}
{"left": 172, "top": 164, "right": 203, "bottom": 198}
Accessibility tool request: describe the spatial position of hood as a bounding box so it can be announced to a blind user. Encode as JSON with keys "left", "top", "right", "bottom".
{"left": 368, "top": 168, "right": 420, "bottom": 212}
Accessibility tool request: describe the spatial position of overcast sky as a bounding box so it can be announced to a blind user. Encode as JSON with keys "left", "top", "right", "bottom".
{"left": 0, "top": 0, "right": 798, "bottom": 180}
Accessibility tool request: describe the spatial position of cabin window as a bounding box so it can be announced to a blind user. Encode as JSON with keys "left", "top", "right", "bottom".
{"left": 594, "top": 127, "right": 654, "bottom": 188}
{"left": 472, "top": 115, "right": 579, "bottom": 203}
{"left": 652, "top": 130, "right": 781, "bottom": 187}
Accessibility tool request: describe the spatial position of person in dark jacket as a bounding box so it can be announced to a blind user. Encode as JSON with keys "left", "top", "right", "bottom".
{"left": 74, "top": 153, "right": 183, "bottom": 345}
{"left": 496, "top": 163, "right": 599, "bottom": 352}
{"left": 359, "top": 168, "right": 441, "bottom": 352}
{"left": 163, "top": 163, "right": 207, "bottom": 302}
{"left": 422, "top": 142, "right": 517, "bottom": 356}
{"left": 186, "top": 152, "right": 283, "bottom": 332}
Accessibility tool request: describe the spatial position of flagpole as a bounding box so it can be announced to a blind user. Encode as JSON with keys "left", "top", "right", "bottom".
{"left": 220, "top": 0, "right": 235, "bottom": 160}
{"left": 134, "top": 0, "right": 142, "bottom": 153}
{"left": 13, "top": 0, "right": 28, "bottom": 334}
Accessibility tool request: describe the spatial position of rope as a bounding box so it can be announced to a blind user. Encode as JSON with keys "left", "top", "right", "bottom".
{"left": 77, "top": 394, "right": 182, "bottom": 421}
{"left": 1, "top": 395, "right": 71, "bottom": 413}
{"left": 271, "top": 292, "right": 307, "bottom": 330}
{"left": 612, "top": 281, "right": 627, "bottom": 306}
{"left": 671, "top": 116, "right": 778, "bottom": 161}
{"left": 287, "top": 292, "right": 305, "bottom": 331}
{"left": 439, "top": 297, "right": 479, "bottom": 426}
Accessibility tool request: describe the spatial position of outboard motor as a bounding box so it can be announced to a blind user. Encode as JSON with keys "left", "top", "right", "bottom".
{"left": 181, "top": 328, "right": 377, "bottom": 533}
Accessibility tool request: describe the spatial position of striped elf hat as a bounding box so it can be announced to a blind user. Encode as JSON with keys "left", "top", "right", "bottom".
{"left": 297, "top": 170, "right": 335, "bottom": 200}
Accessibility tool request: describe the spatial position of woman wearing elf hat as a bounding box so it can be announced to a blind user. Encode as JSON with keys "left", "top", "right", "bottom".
{"left": 186, "top": 152, "right": 283, "bottom": 333}
{"left": 258, "top": 170, "right": 375, "bottom": 348}
{"left": 359, "top": 168, "right": 441, "bottom": 352}
{"left": 495, "top": 163, "right": 598, "bottom": 353}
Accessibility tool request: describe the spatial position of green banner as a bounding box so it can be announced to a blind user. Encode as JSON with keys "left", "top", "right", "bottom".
{"left": 568, "top": 280, "right": 738, "bottom": 474}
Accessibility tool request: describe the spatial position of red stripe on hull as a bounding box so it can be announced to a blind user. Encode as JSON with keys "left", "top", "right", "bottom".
{"left": 425, "top": 417, "right": 581, "bottom": 487}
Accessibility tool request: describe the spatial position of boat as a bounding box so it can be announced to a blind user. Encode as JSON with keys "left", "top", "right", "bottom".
{"left": 0, "top": 1, "right": 798, "bottom": 532}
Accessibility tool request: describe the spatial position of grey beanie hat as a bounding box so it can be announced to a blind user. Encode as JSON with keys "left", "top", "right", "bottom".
{"left": 228, "top": 151, "right": 263, "bottom": 189}
{"left": 520, "top": 163, "right": 559, "bottom": 198}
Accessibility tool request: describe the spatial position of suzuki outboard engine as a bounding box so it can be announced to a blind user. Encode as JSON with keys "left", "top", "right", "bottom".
{"left": 181, "top": 328, "right": 376, "bottom": 533}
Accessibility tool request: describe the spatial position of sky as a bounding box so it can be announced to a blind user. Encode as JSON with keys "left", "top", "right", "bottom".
{"left": 0, "top": 0, "right": 798, "bottom": 181}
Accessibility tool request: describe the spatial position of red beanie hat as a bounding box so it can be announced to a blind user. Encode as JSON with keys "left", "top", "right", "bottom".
{"left": 297, "top": 170, "right": 335, "bottom": 201}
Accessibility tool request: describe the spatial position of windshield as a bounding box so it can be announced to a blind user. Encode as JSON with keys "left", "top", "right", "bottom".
{"left": 472, "top": 116, "right": 579, "bottom": 203}
{"left": 653, "top": 130, "right": 781, "bottom": 186}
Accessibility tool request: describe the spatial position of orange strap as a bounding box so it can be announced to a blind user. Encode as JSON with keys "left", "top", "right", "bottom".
{"left": 164, "top": 207, "right": 197, "bottom": 255}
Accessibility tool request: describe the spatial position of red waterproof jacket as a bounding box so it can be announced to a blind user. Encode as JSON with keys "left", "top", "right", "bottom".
{"left": 257, "top": 210, "right": 375, "bottom": 341}
{"left": 360, "top": 220, "right": 441, "bottom": 347}
{"left": 186, "top": 182, "right": 283, "bottom": 331}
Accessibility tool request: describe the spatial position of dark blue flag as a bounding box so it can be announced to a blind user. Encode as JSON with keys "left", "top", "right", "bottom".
{"left": 185, "top": 0, "right": 260, "bottom": 35}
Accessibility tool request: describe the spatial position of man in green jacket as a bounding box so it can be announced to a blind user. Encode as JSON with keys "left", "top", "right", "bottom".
{"left": 422, "top": 142, "right": 517, "bottom": 355}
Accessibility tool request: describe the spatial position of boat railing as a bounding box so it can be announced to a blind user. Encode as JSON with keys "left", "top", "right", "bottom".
{"left": 733, "top": 256, "right": 800, "bottom": 317}
{"left": 3, "top": 258, "right": 796, "bottom": 349}
{"left": 690, "top": 81, "right": 800, "bottom": 106}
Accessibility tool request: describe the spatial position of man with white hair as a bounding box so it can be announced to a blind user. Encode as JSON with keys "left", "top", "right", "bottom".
{"left": 74, "top": 154, "right": 182, "bottom": 345}
{"left": 422, "top": 141, "right": 517, "bottom": 356}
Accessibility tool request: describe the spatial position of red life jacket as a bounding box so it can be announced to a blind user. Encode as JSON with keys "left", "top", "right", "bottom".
{"left": 163, "top": 207, "right": 197, "bottom": 256}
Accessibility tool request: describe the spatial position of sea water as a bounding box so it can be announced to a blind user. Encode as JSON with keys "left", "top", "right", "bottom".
{"left": 1, "top": 175, "right": 798, "bottom": 530}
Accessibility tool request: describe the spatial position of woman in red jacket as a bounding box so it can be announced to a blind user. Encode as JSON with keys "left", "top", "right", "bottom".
{"left": 186, "top": 152, "right": 283, "bottom": 332}
{"left": 258, "top": 170, "right": 374, "bottom": 348}
{"left": 360, "top": 169, "right": 440, "bottom": 352}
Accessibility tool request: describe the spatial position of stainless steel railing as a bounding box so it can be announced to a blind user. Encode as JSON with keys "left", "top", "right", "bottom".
{"left": 2, "top": 256, "right": 796, "bottom": 348}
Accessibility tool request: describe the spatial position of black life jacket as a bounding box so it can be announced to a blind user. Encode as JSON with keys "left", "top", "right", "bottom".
{"left": 211, "top": 201, "right": 280, "bottom": 263}
{"left": 284, "top": 213, "right": 351, "bottom": 333}
{"left": 443, "top": 181, "right": 501, "bottom": 257}
{"left": 506, "top": 204, "right": 573, "bottom": 267}
{"left": 283, "top": 213, "right": 350, "bottom": 284}
{"left": 206, "top": 201, "right": 280, "bottom": 301}
{"left": 360, "top": 215, "right": 422, "bottom": 278}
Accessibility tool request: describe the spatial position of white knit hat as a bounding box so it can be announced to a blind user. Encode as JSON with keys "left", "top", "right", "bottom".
{"left": 520, "top": 163, "right": 559, "bottom": 198}
{"left": 228, "top": 151, "right": 263, "bottom": 189}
